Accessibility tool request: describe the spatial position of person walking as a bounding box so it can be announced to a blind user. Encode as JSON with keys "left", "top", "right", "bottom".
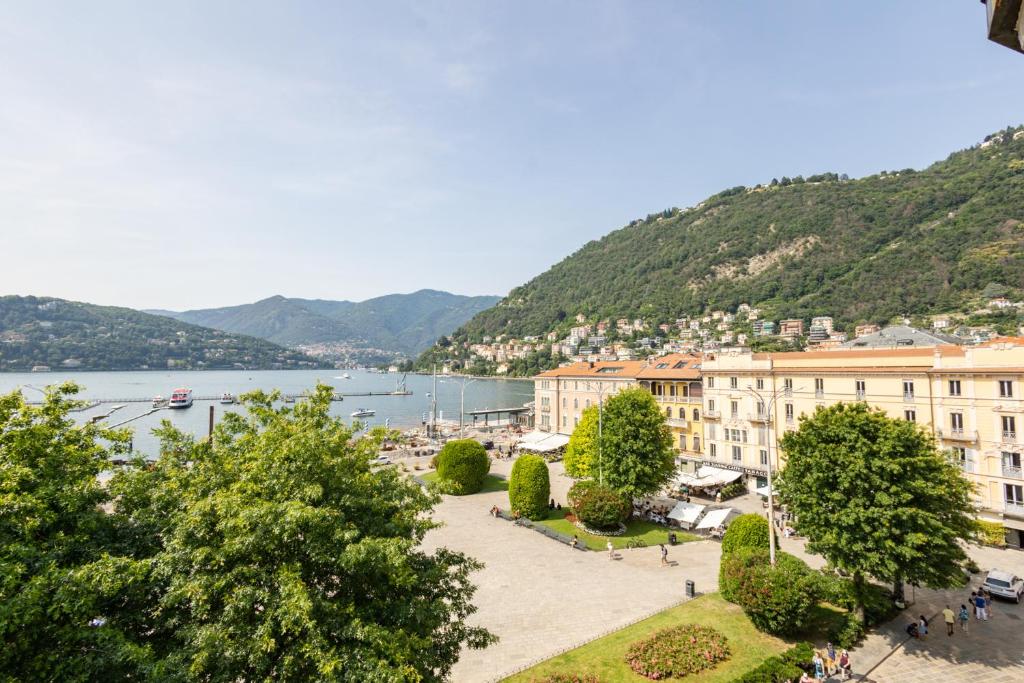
{"left": 974, "top": 591, "right": 988, "bottom": 621}
{"left": 660, "top": 543, "right": 668, "bottom": 566}
{"left": 918, "top": 614, "right": 929, "bottom": 638}
{"left": 569, "top": 535, "right": 578, "bottom": 550}
{"left": 812, "top": 652, "right": 825, "bottom": 681}
{"left": 958, "top": 604, "right": 970, "bottom": 634}
{"left": 606, "top": 540, "right": 614, "bottom": 560}
{"left": 837, "top": 650, "right": 851, "bottom": 681}
{"left": 942, "top": 605, "right": 955, "bottom": 636}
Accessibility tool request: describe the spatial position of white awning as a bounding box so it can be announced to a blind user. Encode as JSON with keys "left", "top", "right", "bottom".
{"left": 676, "top": 465, "right": 743, "bottom": 488}
{"left": 696, "top": 507, "right": 736, "bottom": 530}
{"left": 755, "top": 484, "right": 774, "bottom": 497}
{"left": 516, "top": 431, "right": 570, "bottom": 453}
{"left": 667, "top": 501, "right": 706, "bottom": 525}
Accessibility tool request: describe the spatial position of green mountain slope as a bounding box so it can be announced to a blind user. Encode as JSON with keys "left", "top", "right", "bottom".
{"left": 431, "top": 126, "right": 1024, "bottom": 350}
{"left": 0, "top": 296, "right": 327, "bottom": 372}
{"left": 153, "top": 290, "right": 500, "bottom": 356}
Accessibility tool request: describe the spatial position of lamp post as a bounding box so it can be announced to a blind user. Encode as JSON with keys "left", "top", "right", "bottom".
{"left": 596, "top": 380, "right": 609, "bottom": 485}
{"left": 458, "top": 376, "right": 477, "bottom": 438}
{"left": 743, "top": 384, "right": 794, "bottom": 567}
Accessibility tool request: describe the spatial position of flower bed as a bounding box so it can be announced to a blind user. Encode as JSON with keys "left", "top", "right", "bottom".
{"left": 624, "top": 624, "right": 731, "bottom": 680}
{"left": 574, "top": 519, "right": 627, "bottom": 536}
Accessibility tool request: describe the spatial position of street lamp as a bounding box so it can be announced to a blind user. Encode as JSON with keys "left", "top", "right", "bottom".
{"left": 596, "top": 381, "right": 609, "bottom": 485}
{"left": 458, "top": 376, "right": 477, "bottom": 438}
{"left": 743, "top": 384, "right": 799, "bottom": 567}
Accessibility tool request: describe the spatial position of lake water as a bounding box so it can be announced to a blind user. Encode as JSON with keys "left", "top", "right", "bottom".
{"left": 0, "top": 369, "right": 534, "bottom": 457}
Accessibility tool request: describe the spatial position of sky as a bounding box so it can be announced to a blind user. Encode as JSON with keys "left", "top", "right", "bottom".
{"left": 1, "top": 1, "right": 1022, "bottom": 311}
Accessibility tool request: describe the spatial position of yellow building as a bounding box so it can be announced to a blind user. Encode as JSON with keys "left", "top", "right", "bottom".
{"left": 701, "top": 340, "right": 1024, "bottom": 547}
{"left": 534, "top": 360, "right": 647, "bottom": 434}
{"left": 636, "top": 353, "right": 704, "bottom": 461}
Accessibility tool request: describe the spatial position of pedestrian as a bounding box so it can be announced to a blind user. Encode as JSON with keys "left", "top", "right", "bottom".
{"left": 942, "top": 605, "right": 955, "bottom": 636}
{"left": 918, "top": 614, "right": 928, "bottom": 638}
{"left": 812, "top": 651, "right": 825, "bottom": 681}
{"left": 607, "top": 540, "right": 614, "bottom": 560}
{"left": 837, "top": 649, "right": 851, "bottom": 681}
{"left": 958, "top": 604, "right": 970, "bottom": 634}
{"left": 974, "top": 591, "right": 988, "bottom": 621}
{"left": 969, "top": 590, "right": 977, "bottom": 617}
{"left": 660, "top": 543, "right": 668, "bottom": 566}
{"left": 824, "top": 642, "right": 837, "bottom": 676}
{"left": 569, "top": 535, "right": 578, "bottom": 550}
{"left": 983, "top": 588, "right": 993, "bottom": 617}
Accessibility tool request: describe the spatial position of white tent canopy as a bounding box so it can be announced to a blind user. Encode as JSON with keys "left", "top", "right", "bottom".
{"left": 676, "top": 465, "right": 743, "bottom": 489}
{"left": 515, "top": 431, "right": 570, "bottom": 453}
{"left": 667, "top": 501, "right": 706, "bottom": 526}
{"left": 696, "top": 507, "right": 736, "bottom": 530}
{"left": 755, "top": 483, "right": 775, "bottom": 497}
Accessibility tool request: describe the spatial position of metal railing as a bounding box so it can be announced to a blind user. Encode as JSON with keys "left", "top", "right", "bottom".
{"left": 704, "top": 409, "right": 721, "bottom": 419}
{"left": 1003, "top": 431, "right": 1018, "bottom": 442}
{"left": 1004, "top": 501, "right": 1024, "bottom": 519}
{"left": 903, "top": 393, "right": 915, "bottom": 402}
{"left": 1002, "top": 466, "right": 1023, "bottom": 479}
{"left": 665, "top": 417, "right": 689, "bottom": 428}
{"left": 748, "top": 412, "right": 771, "bottom": 424}
{"left": 937, "top": 428, "right": 977, "bottom": 442}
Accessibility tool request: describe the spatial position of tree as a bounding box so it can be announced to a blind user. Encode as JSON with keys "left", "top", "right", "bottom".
{"left": 508, "top": 454, "right": 550, "bottom": 520}
{"left": 776, "top": 403, "right": 975, "bottom": 622}
{"left": 563, "top": 405, "right": 599, "bottom": 479}
{"left": 597, "top": 388, "right": 675, "bottom": 498}
{"left": 720, "top": 548, "right": 818, "bottom": 635}
{"left": 435, "top": 439, "right": 491, "bottom": 494}
{"left": 0, "top": 383, "right": 153, "bottom": 681}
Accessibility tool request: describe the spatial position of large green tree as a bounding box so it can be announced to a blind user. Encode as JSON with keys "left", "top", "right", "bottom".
{"left": 563, "top": 405, "right": 599, "bottom": 479}
{"left": 776, "top": 403, "right": 975, "bottom": 621}
{"left": 597, "top": 387, "right": 675, "bottom": 498}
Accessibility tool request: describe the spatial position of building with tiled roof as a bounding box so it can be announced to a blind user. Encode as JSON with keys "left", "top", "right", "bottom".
{"left": 637, "top": 353, "right": 704, "bottom": 459}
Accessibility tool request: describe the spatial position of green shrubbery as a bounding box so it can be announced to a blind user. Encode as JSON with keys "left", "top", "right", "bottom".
{"left": 718, "top": 480, "right": 747, "bottom": 500}
{"left": 624, "top": 624, "right": 730, "bottom": 680}
{"left": 733, "top": 642, "right": 813, "bottom": 683}
{"left": 509, "top": 454, "right": 550, "bottom": 520}
{"left": 720, "top": 514, "right": 775, "bottom": 556}
{"left": 568, "top": 481, "right": 631, "bottom": 530}
{"left": 720, "top": 549, "right": 818, "bottom": 635}
{"left": 975, "top": 520, "right": 1007, "bottom": 548}
{"left": 435, "top": 439, "right": 490, "bottom": 494}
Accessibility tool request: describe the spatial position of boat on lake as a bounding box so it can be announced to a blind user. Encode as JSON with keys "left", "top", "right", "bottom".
{"left": 220, "top": 393, "right": 234, "bottom": 404}
{"left": 351, "top": 408, "right": 375, "bottom": 418}
{"left": 168, "top": 388, "right": 194, "bottom": 409}
{"left": 152, "top": 395, "right": 165, "bottom": 407}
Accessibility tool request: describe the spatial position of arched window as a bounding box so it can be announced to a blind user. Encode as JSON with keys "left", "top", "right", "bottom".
{"left": 665, "top": 407, "right": 672, "bottom": 418}
{"left": 573, "top": 398, "right": 579, "bottom": 409}
{"left": 693, "top": 408, "right": 700, "bottom": 421}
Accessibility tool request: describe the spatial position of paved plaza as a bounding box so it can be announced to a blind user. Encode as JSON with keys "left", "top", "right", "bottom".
{"left": 415, "top": 456, "right": 1024, "bottom": 682}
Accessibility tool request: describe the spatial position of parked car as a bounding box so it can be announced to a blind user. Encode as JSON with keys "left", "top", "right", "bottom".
{"left": 982, "top": 569, "right": 1024, "bottom": 603}
{"left": 373, "top": 455, "right": 392, "bottom": 465}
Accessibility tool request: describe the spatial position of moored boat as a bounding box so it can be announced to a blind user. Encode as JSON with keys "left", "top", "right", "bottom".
{"left": 168, "top": 388, "right": 193, "bottom": 409}
{"left": 220, "top": 393, "right": 234, "bottom": 404}
{"left": 351, "top": 408, "right": 375, "bottom": 418}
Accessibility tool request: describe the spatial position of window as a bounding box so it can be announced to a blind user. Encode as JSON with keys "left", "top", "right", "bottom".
{"left": 730, "top": 400, "right": 739, "bottom": 418}
{"left": 756, "top": 378, "right": 765, "bottom": 390}
{"left": 693, "top": 408, "right": 700, "bottom": 421}
{"left": 679, "top": 434, "right": 686, "bottom": 450}
{"left": 948, "top": 379, "right": 961, "bottom": 397}
{"left": 783, "top": 378, "right": 793, "bottom": 394}
{"left": 541, "top": 415, "right": 550, "bottom": 427}
{"left": 1002, "top": 451, "right": 1022, "bottom": 474}
{"left": 665, "top": 407, "right": 672, "bottom": 418}
{"left": 757, "top": 426, "right": 768, "bottom": 445}
{"left": 693, "top": 435, "right": 700, "bottom": 451}
{"left": 950, "top": 412, "right": 964, "bottom": 432}
{"left": 709, "top": 443, "right": 718, "bottom": 458}
{"left": 1005, "top": 483, "right": 1024, "bottom": 506}
{"left": 562, "top": 397, "right": 567, "bottom": 408}
{"left": 707, "top": 377, "right": 715, "bottom": 388}
{"left": 1000, "top": 380, "right": 1014, "bottom": 399}
{"left": 814, "top": 377, "right": 824, "bottom": 397}
{"left": 707, "top": 424, "right": 717, "bottom": 440}
{"left": 732, "top": 445, "right": 742, "bottom": 462}
{"left": 760, "top": 449, "right": 769, "bottom": 466}
{"left": 669, "top": 384, "right": 676, "bottom": 397}
{"left": 574, "top": 417, "right": 579, "bottom": 427}
{"left": 573, "top": 398, "right": 578, "bottom": 409}
{"left": 756, "top": 400, "right": 766, "bottom": 417}
{"left": 708, "top": 399, "right": 716, "bottom": 412}
{"left": 785, "top": 403, "right": 794, "bottom": 421}
{"left": 903, "top": 380, "right": 915, "bottom": 400}
{"left": 904, "top": 410, "right": 916, "bottom": 422}
{"left": 952, "top": 447, "right": 969, "bottom": 472}
{"left": 561, "top": 415, "right": 566, "bottom": 427}
{"left": 585, "top": 399, "right": 591, "bottom": 408}
{"left": 855, "top": 379, "right": 866, "bottom": 400}
{"left": 730, "top": 376, "right": 738, "bottom": 389}
{"left": 1003, "top": 415, "right": 1017, "bottom": 440}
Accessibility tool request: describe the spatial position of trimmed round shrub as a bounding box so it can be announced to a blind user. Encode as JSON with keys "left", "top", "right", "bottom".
{"left": 569, "top": 482, "right": 631, "bottom": 530}
{"left": 720, "top": 548, "right": 818, "bottom": 635}
{"left": 567, "top": 479, "right": 600, "bottom": 508}
{"left": 624, "top": 624, "right": 730, "bottom": 680}
{"left": 721, "top": 513, "right": 775, "bottom": 557}
{"left": 509, "top": 454, "right": 550, "bottom": 520}
{"left": 434, "top": 439, "right": 490, "bottom": 495}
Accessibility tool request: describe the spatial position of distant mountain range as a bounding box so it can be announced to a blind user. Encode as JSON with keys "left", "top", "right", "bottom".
{"left": 0, "top": 295, "right": 327, "bottom": 372}
{"left": 147, "top": 289, "right": 501, "bottom": 362}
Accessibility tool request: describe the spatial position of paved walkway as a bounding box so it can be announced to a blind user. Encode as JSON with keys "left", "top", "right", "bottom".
{"left": 420, "top": 459, "right": 724, "bottom": 682}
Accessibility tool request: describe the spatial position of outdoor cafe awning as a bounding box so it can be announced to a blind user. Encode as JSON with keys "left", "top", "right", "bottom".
{"left": 676, "top": 465, "right": 743, "bottom": 488}
{"left": 667, "top": 501, "right": 706, "bottom": 526}
{"left": 755, "top": 483, "right": 775, "bottom": 497}
{"left": 696, "top": 507, "right": 736, "bottom": 530}
{"left": 515, "top": 431, "right": 570, "bottom": 453}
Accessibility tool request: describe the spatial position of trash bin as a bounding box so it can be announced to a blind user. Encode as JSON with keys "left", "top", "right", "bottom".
{"left": 685, "top": 580, "right": 695, "bottom": 598}
{"left": 668, "top": 533, "right": 678, "bottom": 546}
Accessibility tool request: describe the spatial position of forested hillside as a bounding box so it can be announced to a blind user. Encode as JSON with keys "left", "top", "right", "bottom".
{"left": 434, "top": 125, "right": 1024, "bottom": 348}
{"left": 0, "top": 296, "right": 327, "bottom": 371}
{"left": 154, "top": 289, "right": 500, "bottom": 357}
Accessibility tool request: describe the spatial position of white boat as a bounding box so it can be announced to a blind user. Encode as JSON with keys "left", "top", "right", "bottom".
{"left": 152, "top": 395, "right": 165, "bottom": 407}
{"left": 168, "top": 388, "right": 194, "bottom": 409}
{"left": 351, "top": 408, "right": 375, "bottom": 418}
{"left": 342, "top": 373, "right": 351, "bottom": 379}
{"left": 220, "top": 393, "right": 234, "bottom": 404}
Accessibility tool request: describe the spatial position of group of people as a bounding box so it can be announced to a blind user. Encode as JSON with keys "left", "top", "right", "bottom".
{"left": 908, "top": 588, "right": 992, "bottom": 641}
{"left": 635, "top": 500, "right": 672, "bottom": 525}
{"left": 800, "top": 643, "right": 851, "bottom": 681}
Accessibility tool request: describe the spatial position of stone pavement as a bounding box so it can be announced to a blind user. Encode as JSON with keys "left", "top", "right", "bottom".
{"left": 420, "top": 459, "right": 725, "bottom": 682}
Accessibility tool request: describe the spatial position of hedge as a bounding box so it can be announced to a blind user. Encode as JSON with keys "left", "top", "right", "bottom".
{"left": 509, "top": 454, "right": 550, "bottom": 520}
{"left": 434, "top": 439, "right": 490, "bottom": 494}
{"left": 976, "top": 519, "right": 1007, "bottom": 548}
{"left": 570, "top": 482, "right": 631, "bottom": 530}
{"left": 731, "top": 642, "right": 813, "bottom": 683}
{"left": 720, "top": 548, "right": 818, "bottom": 635}
{"left": 721, "top": 514, "right": 776, "bottom": 557}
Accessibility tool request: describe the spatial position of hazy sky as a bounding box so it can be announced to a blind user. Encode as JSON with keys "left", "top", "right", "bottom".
{"left": 1, "top": 1, "right": 1022, "bottom": 310}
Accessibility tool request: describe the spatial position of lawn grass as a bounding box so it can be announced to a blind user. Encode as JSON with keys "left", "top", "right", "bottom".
{"left": 533, "top": 509, "right": 700, "bottom": 551}
{"left": 419, "top": 471, "right": 508, "bottom": 493}
{"left": 504, "top": 593, "right": 788, "bottom": 683}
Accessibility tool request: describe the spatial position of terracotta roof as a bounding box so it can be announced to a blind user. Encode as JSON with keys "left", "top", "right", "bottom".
{"left": 762, "top": 346, "right": 964, "bottom": 363}
{"left": 536, "top": 359, "right": 648, "bottom": 378}
{"left": 636, "top": 353, "right": 703, "bottom": 379}
{"left": 980, "top": 336, "right": 1024, "bottom": 347}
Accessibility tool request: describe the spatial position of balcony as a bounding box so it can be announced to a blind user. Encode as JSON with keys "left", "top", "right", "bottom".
{"left": 540, "top": 405, "right": 551, "bottom": 413}
{"left": 666, "top": 417, "right": 689, "bottom": 429}
{"left": 704, "top": 409, "right": 721, "bottom": 420}
{"left": 1004, "top": 502, "right": 1024, "bottom": 519}
{"left": 1003, "top": 466, "right": 1023, "bottom": 479}
{"left": 936, "top": 428, "right": 977, "bottom": 443}
{"left": 815, "top": 390, "right": 824, "bottom": 399}
{"left": 748, "top": 412, "right": 772, "bottom": 424}
{"left": 1003, "top": 431, "right": 1018, "bottom": 443}
{"left": 903, "top": 393, "right": 915, "bottom": 402}
{"left": 959, "top": 460, "right": 976, "bottom": 474}
{"left": 855, "top": 391, "right": 866, "bottom": 401}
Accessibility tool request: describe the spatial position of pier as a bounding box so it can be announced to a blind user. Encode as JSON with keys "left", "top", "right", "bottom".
{"left": 26, "top": 390, "right": 413, "bottom": 407}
